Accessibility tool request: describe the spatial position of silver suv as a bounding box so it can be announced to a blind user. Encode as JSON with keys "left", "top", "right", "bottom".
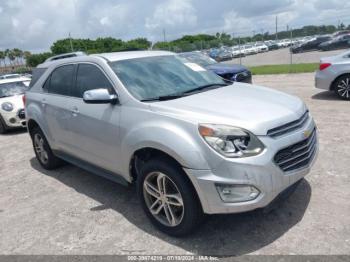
{"left": 25, "top": 51, "right": 318, "bottom": 236}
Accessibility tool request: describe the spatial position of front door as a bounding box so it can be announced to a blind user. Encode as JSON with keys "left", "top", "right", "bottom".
{"left": 66, "top": 63, "right": 122, "bottom": 174}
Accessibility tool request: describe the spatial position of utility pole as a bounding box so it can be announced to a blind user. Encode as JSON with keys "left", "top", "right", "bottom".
{"left": 275, "top": 16, "right": 278, "bottom": 41}
{"left": 290, "top": 27, "right": 293, "bottom": 73}
{"left": 238, "top": 36, "right": 242, "bottom": 65}
{"left": 163, "top": 28, "right": 166, "bottom": 42}
{"left": 69, "top": 32, "right": 74, "bottom": 52}
{"left": 261, "top": 29, "right": 264, "bottom": 42}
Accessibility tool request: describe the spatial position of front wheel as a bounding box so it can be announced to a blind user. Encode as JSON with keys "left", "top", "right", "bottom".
{"left": 137, "top": 158, "right": 203, "bottom": 236}
{"left": 334, "top": 75, "right": 350, "bottom": 100}
{"left": 0, "top": 117, "right": 7, "bottom": 134}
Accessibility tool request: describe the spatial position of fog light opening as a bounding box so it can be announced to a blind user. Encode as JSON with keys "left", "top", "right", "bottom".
{"left": 9, "top": 118, "right": 17, "bottom": 124}
{"left": 215, "top": 184, "right": 260, "bottom": 203}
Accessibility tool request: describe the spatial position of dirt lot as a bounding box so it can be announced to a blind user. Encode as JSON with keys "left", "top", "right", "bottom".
{"left": 223, "top": 48, "right": 346, "bottom": 66}
{"left": 0, "top": 73, "right": 349, "bottom": 255}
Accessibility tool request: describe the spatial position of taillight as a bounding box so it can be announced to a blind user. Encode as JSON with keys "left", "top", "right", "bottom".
{"left": 320, "top": 63, "right": 331, "bottom": 71}
{"left": 22, "top": 94, "right": 26, "bottom": 106}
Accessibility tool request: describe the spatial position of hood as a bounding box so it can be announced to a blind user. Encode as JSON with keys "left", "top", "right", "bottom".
{"left": 0, "top": 94, "right": 24, "bottom": 110}
{"left": 206, "top": 63, "right": 248, "bottom": 74}
{"left": 149, "top": 84, "right": 306, "bottom": 136}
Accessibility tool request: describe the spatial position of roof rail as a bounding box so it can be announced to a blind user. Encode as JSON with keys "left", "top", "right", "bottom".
{"left": 45, "top": 51, "right": 87, "bottom": 62}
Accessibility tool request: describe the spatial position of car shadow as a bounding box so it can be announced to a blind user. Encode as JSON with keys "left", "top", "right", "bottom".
{"left": 311, "top": 91, "right": 340, "bottom": 101}
{"left": 30, "top": 157, "right": 311, "bottom": 256}
{"left": 1, "top": 128, "right": 27, "bottom": 136}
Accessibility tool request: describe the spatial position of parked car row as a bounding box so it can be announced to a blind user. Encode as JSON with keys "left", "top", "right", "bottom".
{"left": 291, "top": 33, "right": 350, "bottom": 53}
{"left": 207, "top": 37, "right": 307, "bottom": 62}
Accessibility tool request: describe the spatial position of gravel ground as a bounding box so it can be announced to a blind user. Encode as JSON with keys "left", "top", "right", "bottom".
{"left": 0, "top": 73, "right": 349, "bottom": 256}
{"left": 223, "top": 48, "right": 346, "bottom": 67}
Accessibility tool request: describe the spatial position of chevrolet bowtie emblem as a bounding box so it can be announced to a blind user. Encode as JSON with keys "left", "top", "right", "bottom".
{"left": 303, "top": 130, "right": 312, "bottom": 138}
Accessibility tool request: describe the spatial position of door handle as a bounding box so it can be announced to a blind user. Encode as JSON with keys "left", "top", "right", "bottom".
{"left": 41, "top": 99, "right": 46, "bottom": 107}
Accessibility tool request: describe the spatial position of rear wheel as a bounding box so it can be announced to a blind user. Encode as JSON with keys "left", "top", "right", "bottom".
{"left": 334, "top": 75, "right": 350, "bottom": 100}
{"left": 31, "top": 127, "right": 64, "bottom": 169}
{"left": 137, "top": 157, "right": 203, "bottom": 236}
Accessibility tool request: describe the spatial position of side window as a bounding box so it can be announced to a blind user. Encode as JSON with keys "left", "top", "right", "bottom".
{"left": 73, "top": 64, "right": 113, "bottom": 98}
{"left": 42, "top": 76, "right": 50, "bottom": 91}
{"left": 29, "top": 68, "right": 47, "bottom": 88}
{"left": 49, "top": 64, "right": 75, "bottom": 96}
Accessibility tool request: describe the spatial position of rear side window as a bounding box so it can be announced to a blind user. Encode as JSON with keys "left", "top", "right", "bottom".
{"left": 29, "top": 68, "right": 47, "bottom": 88}
{"left": 73, "top": 64, "right": 113, "bottom": 98}
{"left": 49, "top": 65, "right": 75, "bottom": 96}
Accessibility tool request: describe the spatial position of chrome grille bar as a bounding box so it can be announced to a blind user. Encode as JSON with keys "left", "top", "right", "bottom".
{"left": 274, "top": 128, "right": 317, "bottom": 172}
{"left": 268, "top": 111, "right": 309, "bottom": 138}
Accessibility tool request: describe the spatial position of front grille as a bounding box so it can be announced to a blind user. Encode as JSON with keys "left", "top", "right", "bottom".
{"left": 267, "top": 111, "right": 309, "bottom": 138}
{"left": 274, "top": 128, "right": 317, "bottom": 172}
{"left": 17, "top": 109, "right": 26, "bottom": 119}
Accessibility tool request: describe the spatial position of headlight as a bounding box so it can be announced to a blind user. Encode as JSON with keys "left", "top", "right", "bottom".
{"left": 198, "top": 124, "right": 265, "bottom": 158}
{"left": 1, "top": 102, "right": 14, "bottom": 112}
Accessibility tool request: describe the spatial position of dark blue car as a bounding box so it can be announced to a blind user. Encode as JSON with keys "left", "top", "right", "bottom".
{"left": 179, "top": 52, "right": 252, "bottom": 83}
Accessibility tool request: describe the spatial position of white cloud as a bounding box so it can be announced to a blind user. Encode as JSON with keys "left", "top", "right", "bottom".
{"left": 0, "top": 0, "right": 349, "bottom": 52}
{"left": 146, "top": 0, "right": 197, "bottom": 30}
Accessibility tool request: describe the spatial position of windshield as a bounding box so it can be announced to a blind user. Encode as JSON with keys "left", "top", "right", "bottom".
{"left": 109, "top": 55, "right": 225, "bottom": 101}
{"left": 179, "top": 53, "right": 216, "bottom": 67}
{"left": 0, "top": 81, "right": 28, "bottom": 98}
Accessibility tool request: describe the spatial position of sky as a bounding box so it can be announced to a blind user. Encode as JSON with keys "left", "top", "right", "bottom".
{"left": 0, "top": 0, "right": 350, "bottom": 52}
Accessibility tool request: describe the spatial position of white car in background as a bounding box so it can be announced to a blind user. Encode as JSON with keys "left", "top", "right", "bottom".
{"left": 315, "top": 50, "right": 350, "bottom": 100}
{"left": 0, "top": 77, "right": 30, "bottom": 133}
{"left": 242, "top": 44, "right": 259, "bottom": 55}
{"left": 0, "top": 74, "right": 21, "bottom": 80}
{"left": 254, "top": 42, "right": 269, "bottom": 52}
{"left": 230, "top": 46, "right": 245, "bottom": 58}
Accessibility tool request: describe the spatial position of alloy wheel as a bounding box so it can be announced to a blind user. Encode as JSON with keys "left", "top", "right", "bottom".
{"left": 34, "top": 133, "right": 49, "bottom": 165}
{"left": 143, "top": 172, "right": 184, "bottom": 227}
{"left": 337, "top": 77, "right": 350, "bottom": 99}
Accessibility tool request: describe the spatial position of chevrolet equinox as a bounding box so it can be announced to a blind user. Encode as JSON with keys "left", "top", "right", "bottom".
{"left": 25, "top": 51, "right": 318, "bottom": 236}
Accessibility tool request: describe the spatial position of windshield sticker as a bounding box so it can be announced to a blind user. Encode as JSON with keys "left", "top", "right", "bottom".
{"left": 184, "top": 63, "right": 206, "bottom": 72}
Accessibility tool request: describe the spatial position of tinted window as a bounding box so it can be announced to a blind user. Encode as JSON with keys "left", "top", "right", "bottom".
{"left": 29, "top": 68, "right": 47, "bottom": 88}
{"left": 49, "top": 65, "right": 75, "bottom": 96}
{"left": 73, "top": 64, "right": 113, "bottom": 98}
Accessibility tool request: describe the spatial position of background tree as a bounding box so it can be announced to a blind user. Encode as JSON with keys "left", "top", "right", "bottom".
{"left": 0, "top": 51, "right": 5, "bottom": 69}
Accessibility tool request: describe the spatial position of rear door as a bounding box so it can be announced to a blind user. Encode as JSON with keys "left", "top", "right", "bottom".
{"left": 65, "top": 63, "right": 122, "bottom": 174}
{"left": 43, "top": 64, "right": 77, "bottom": 153}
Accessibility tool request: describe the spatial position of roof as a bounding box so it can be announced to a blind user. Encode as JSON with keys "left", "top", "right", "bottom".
{"left": 37, "top": 50, "right": 175, "bottom": 68}
{"left": 0, "top": 77, "right": 31, "bottom": 85}
{"left": 91, "top": 50, "right": 174, "bottom": 62}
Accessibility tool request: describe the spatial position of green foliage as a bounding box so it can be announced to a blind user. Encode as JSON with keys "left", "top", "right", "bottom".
{"left": 50, "top": 37, "right": 151, "bottom": 55}
{"left": 249, "top": 63, "right": 319, "bottom": 75}
{"left": 26, "top": 52, "right": 52, "bottom": 67}
{"left": 15, "top": 67, "right": 32, "bottom": 74}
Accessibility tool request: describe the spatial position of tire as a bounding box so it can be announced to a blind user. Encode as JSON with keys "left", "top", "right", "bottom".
{"left": 0, "top": 115, "right": 8, "bottom": 134}
{"left": 30, "top": 127, "right": 64, "bottom": 170}
{"left": 333, "top": 75, "right": 350, "bottom": 100}
{"left": 137, "top": 157, "right": 204, "bottom": 237}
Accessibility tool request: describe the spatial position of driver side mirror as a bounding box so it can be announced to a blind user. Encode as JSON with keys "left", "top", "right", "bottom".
{"left": 83, "top": 89, "right": 119, "bottom": 105}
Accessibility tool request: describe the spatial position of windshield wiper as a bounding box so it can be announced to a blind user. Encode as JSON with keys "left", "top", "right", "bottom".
{"left": 182, "top": 83, "right": 228, "bottom": 95}
{"left": 140, "top": 94, "right": 185, "bottom": 102}
{"left": 140, "top": 83, "right": 229, "bottom": 102}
